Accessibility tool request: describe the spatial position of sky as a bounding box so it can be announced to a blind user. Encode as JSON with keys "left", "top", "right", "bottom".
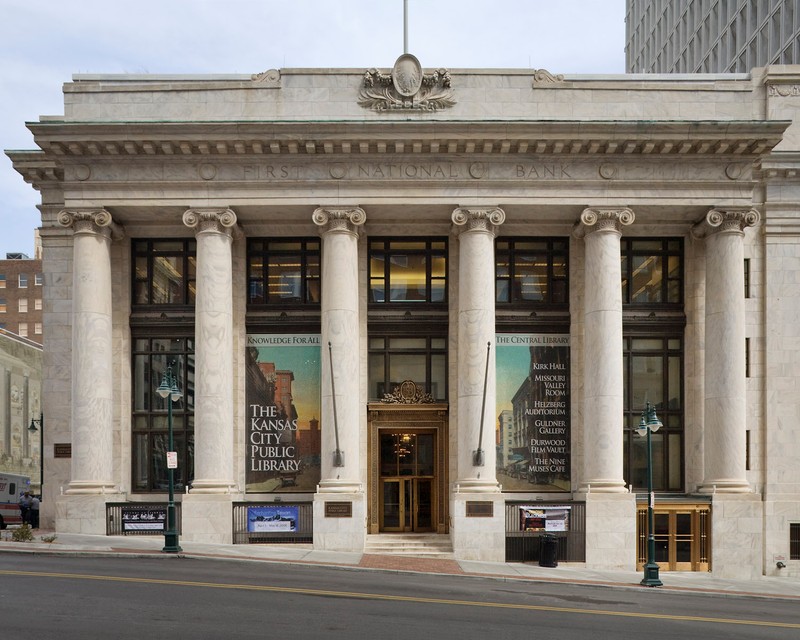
{"left": 0, "top": 0, "right": 625, "bottom": 258}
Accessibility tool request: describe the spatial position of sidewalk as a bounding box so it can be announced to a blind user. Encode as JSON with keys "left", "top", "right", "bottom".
{"left": 2, "top": 528, "right": 799, "bottom": 601}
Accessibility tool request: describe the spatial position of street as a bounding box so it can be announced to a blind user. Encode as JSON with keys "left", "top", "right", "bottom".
{"left": 1, "top": 555, "right": 798, "bottom": 639}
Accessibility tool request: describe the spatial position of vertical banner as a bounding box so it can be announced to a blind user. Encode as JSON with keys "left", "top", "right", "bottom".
{"left": 496, "top": 334, "right": 571, "bottom": 491}
{"left": 245, "top": 334, "right": 321, "bottom": 493}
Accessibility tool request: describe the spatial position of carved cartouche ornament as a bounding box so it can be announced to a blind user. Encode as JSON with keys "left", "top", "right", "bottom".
{"left": 359, "top": 53, "right": 455, "bottom": 112}
{"left": 381, "top": 380, "right": 435, "bottom": 404}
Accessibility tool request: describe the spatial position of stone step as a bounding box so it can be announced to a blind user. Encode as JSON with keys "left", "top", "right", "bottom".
{"left": 364, "top": 534, "right": 455, "bottom": 558}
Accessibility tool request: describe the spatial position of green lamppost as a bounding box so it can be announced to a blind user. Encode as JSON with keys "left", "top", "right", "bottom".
{"left": 636, "top": 401, "right": 663, "bottom": 587}
{"left": 157, "top": 365, "right": 182, "bottom": 553}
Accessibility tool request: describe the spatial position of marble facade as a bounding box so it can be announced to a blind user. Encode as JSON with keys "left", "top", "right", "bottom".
{"left": 7, "top": 62, "right": 800, "bottom": 577}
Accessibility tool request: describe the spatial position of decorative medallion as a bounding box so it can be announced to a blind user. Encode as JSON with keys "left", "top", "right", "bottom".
{"left": 381, "top": 379, "right": 435, "bottom": 404}
{"left": 359, "top": 53, "right": 455, "bottom": 112}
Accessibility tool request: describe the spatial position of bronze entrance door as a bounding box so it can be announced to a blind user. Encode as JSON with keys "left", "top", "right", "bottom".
{"left": 380, "top": 477, "right": 434, "bottom": 532}
{"left": 637, "top": 503, "right": 711, "bottom": 571}
{"left": 378, "top": 431, "right": 435, "bottom": 533}
{"left": 367, "top": 402, "right": 448, "bottom": 534}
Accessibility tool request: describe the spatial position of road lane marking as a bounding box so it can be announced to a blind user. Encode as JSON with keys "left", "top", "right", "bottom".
{"left": 2, "top": 569, "right": 798, "bottom": 630}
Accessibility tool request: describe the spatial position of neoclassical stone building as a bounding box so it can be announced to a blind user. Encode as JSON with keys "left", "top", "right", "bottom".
{"left": 8, "top": 59, "right": 800, "bottom": 579}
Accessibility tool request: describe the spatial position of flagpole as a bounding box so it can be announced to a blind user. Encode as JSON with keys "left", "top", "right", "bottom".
{"left": 404, "top": 0, "right": 408, "bottom": 53}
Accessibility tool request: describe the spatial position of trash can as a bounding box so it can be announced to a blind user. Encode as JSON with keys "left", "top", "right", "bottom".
{"left": 539, "top": 534, "right": 559, "bottom": 567}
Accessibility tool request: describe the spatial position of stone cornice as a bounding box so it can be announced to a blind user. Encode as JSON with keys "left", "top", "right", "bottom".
{"left": 23, "top": 120, "right": 788, "bottom": 160}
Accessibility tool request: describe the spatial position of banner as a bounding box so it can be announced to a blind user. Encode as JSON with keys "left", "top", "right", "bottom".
{"left": 496, "top": 334, "right": 571, "bottom": 492}
{"left": 519, "top": 506, "right": 571, "bottom": 532}
{"left": 245, "top": 334, "right": 321, "bottom": 493}
{"left": 121, "top": 506, "right": 166, "bottom": 532}
{"left": 247, "top": 505, "right": 299, "bottom": 532}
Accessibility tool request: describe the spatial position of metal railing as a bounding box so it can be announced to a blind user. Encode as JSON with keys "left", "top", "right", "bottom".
{"left": 232, "top": 502, "right": 313, "bottom": 544}
{"left": 504, "top": 501, "right": 586, "bottom": 563}
{"left": 106, "top": 502, "right": 182, "bottom": 536}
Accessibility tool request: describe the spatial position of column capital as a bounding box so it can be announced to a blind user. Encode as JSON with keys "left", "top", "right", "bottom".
{"left": 692, "top": 207, "right": 760, "bottom": 238}
{"left": 574, "top": 207, "right": 634, "bottom": 238}
{"left": 57, "top": 208, "right": 124, "bottom": 240}
{"left": 183, "top": 208, "right": 238, "bottom": 237}
{"left": 312, "top": 206, "right": 366, "bottom": 233}
{"left": 451, "top": 207, "right": 505, "bottom": 233}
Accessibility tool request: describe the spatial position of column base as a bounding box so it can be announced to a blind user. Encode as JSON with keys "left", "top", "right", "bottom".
{"left": 312, "top": 490, "right": 366, "bottom": 552}
{"left": 181, "top": 493, "right": 240, "bottom": 544}
{"left": 317, "top": 478, "right": 363, "bottom": 494}
{"left": 584, "top": 492, "right": 637, "bottom": 570}
{"left": 64, "top": 480, "right": 118, "bottom": 495}
{"left": 55, "top": 492, "right": 126, "bottom": 535}
{"left": 577, "top": 480, "right": 629, "bottom": 493}
{"left": 709, "top": 493, "right": 763, "bottom": 579}
{"left": 450, "top": 491, "right": 505, "bottom": 562}
{"left": 697, "top": 479, "right": 751, "bottom": 494}
{"left": 187, "top": 479, "right": 239, "bottom": 495}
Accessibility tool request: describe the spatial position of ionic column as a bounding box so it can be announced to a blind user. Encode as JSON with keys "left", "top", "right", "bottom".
{"left": 576, "top": 207, "right": 634, "bottom": 493}
{"left": 183, "top": 208, "right": 238, "bottom": 493}
{"left": 695, "top": 208, "right": 758, "bottom": 493}
{"left": 58, "top": 209, "right": 123, "bottom": 494}
{"left": 451, "top": 207, "right": 505, "bottom": 491}
{"left": 313, "top": 207, "right": 366, "bottom": 492}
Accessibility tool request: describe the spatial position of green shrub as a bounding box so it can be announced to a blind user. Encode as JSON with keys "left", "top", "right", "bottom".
{"left": 11, "top": 524, "right": 34, "bottom": 542}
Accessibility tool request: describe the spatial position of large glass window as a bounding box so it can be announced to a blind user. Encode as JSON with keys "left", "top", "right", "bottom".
{"left": 495, "top": 238, "right": 568, "bottom": 305}
{"left": 369, "top": 239, "right": 447, "bottom": 305}
{"left": 247, "top": 238, "right": 320, "bottom": 306}
{"left": 368, "top": 336, "right": 447, "bottom": 401}
{"left": 621, "top": 238, "right": 682, "bottom": 306}
{"left": 133, "top": 240, "right": 196, "bottom": 306}
{"left": 623, "top": 336, "right": 683, "bottom": 492}
{"left": 131, "top": 337, "right": 195, "bottom": 492}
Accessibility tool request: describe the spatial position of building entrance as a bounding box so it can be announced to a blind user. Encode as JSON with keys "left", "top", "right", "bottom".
{"left": 637, "top": 502, "right": 711, "bottom": 572}
{"left": 379, "top": 431, "right": 435, "bottom": 532}
{"left": 367, "top": 398, "right": 448, "bottom": 534}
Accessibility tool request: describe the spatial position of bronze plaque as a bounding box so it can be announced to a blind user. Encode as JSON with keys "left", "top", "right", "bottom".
{"left": 324, "top": 501, "right": 352, "bottom": 518}
{"left": 54, "top": 443, "right": 72, "bottom": 458}
{"left": 466, "top": 501, "right": 493, "bottom": 517}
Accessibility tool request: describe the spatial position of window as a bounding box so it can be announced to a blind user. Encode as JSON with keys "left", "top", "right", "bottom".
{"left": 368, "top": 336, "right": 447, "bottom": 401}
{"left": 0, "top": 299, "right": 6, "bottom": 313}
{"left": 369, "top": 239, "right": 447, "bottom": 304}
{"left": 34, "top": 273, "right": 43, "bottom": 286}
{"left": 621, "top": 239, "right": 683, "bottom": 306}
{"left": 132, "top": 337, "right": 195, "bottom": 492}
{"left": 34, "top": 299, "right": 42, "bottom": 311}
{"left": 18, "top": 274, "right": 28, "bottom": 288}
{"left": 0, "top": 275, "right": 5, "bottom": 288}
{"left": 132, "top": 240, "right": 196, "bottom": 306}
{"left": 744, "top": 258, "right": 750, "bottom": 298}
{"left": 34, "top": 323, "right": 42, "bottom": 335}
{"left": 791, "top": 523, "right": 800, "bottom": 560}
{"left": 247, "top": 239, "right": 320, "bottom": 306}
{"left": 623, "top": 336, "right": 684, "bottom": 492}
{"left": 18, "top": 323, "right": 28, "bottom": 337}
{"left": 496, "top": 238, "right": 568, "bottom": 305}
{"left": 18, "top": 299, "right": 27, "bottom": 313}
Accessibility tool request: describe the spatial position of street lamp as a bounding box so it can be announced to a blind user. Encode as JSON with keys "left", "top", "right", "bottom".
{"left": 636, "top": 401, "right": 663, "bottom": 587}
{"left": 157, "top": 365, "right": 182, "bottom": 553}
{"left": 28, "top": 413, "right": 43, "bottom": 496}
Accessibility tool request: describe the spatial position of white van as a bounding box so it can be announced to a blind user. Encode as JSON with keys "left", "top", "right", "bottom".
{"left": 0, "top": 473, "right": 31, "bottom": 529}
